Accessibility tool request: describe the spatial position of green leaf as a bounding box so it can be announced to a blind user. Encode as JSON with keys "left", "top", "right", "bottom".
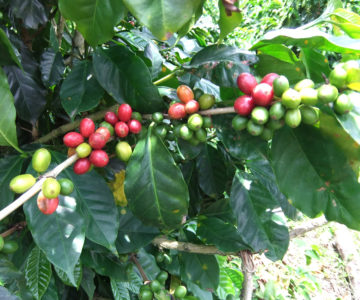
{"left": 125, "top": 127, "right": 189, "bottom": 229}
{"left": 0, "top": 68, "right": 19, "bottom": 150}
{"left": 179, "top": 252, "right": 219, "bottom": 290}
{"left": 115, "top": 209, "right": 159, "bottom": 254}
{"left": 251, "top": 28, "right": 360, "bottom": 54}
{"left": 0, "top": 29, "right": 22, "bottom": 68}
{"left": 136, "top": 248, "right": 160, "bottom": 281}
{"left": 256, "top": 44, "right": 299, "bottom": 64}
{"left": 0, "top": 286, "right": 21, "bottom": 300}
{"left": 330, "top": 9, "right": 360, "bottom": 38}
{"left": 93, "top": 45, "right": 164, "bottom": 113}
{"left": 54, "top": 260, "right": 82, "bottom": 288}
{"left": 218, "top": 0, "right": 242, "bottom": 41}
{"left": 186, "top": 281, "right": 213, "bottom": 300}
{"left": 230, "top": 172, "right": 290, "bottom": 261}
{"left": 0, "top": 256, "right": 22, "bottom": 285}
{"left": 216, "top": 266, "right": 237, "bottom": 299}
{"left": 60, "top": 60, "right": 104, "bottom": 119}
{"left": 144, "top": 42, "right": 163, "bottom": 79}
{"left": 300, "top": 48, "right": 331, "bottom": 83}
{"left": 177, "top": 0, "right": 206, "bottom": 38}
{"left": 110, "top": 279, "right": 131, "bottom": 300}
{"left": 0, "top": 155, "right": 24, "bottom": 209}
{"left": 10, "top": 0, "right": 48, "bottom": 29}
{"left": 40, "top": 49, "right": 65, "bottom": 87}
{"left": 24, "top": 247, "right": 52, "bottom": 300}
{"left": 50, "top": 152, "right": 119, "bottom": 252}
{"left": 59, "top": 0, "right": 126, "bottom": 46}
{"left": 80, "top": 267, "right": 95, "bottom": 300}
{"left": 271, "top": 126, "right": 360, "bottom": 230}
{"left": 41, "top": 276, "right": 59, "bottom": 300}
{"left": 122, "top": 0, "right": 203, "bottom": 40}
{"left": 197, "top": 217, "right": 247, "bottom": 252}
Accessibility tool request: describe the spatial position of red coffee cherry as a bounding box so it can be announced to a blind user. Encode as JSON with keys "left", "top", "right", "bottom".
{"left": 79, "top": 118, "right": 95, "bottom": 138}
{"left": 95, "top": 127, "right": 111, "bottom": 142}
{"left": 118, "top": 104, "right": 132, "bottom": 122}
{"left": 63, "top": 132, "right": 84, "bottom": 148}
{"left": 234, "top": 95, "right": 255, "bottom": 116}
{"left": 168, "top": 103, "right": 186, "bottom": 119}
{"left": 185, "top": 100, "right": 200, "bottom": 114}
{"left": 90, "top": 150, "right": 109, "bottom": 167}
{"left": 237, "top": 73, "right": 257, "bottom": 95}
{"left": 104, "top": 111, "right": 118, "bottom": 125}
{"left": 73, "top": 158, "right": 91, "bottom": 175}
{"left": 128, "top": 120, "right": 142, "bottom": 134}
{"left": 89, "top": 132, "right": 106, "bottom": 149}
{"left": 115, "top": 121, "right": 129, "bottom": 138}
{"left": 37, "top": 191, "right": 59, "bottom": 215}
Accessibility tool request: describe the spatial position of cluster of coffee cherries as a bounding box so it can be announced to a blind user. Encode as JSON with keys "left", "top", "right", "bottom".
{"left": 233, "top": 61, "right": 359, "bottom": 140}
{"left": 163, "top": 85, "right": 215, "bottom": 146}
{"left": 63, "top": 104, "right": 142, "bottom": 175}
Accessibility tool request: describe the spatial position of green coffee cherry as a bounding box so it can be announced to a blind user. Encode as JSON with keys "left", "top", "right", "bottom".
{"left": 329, "top": 66, "right": 347, "bottom": 89}
{"left": 334, "top": 94, "right": 353, "bottom": 114}
{"left": 180, "top": 125, "right": 193, "bottom": 141}
{"left": 300, "top": 87, "right": 318, "bottom": 106}
{"left": 42, "top": 178, "right": 61, "bottom": 199}
{"left": 116, "top": 141, "right": 132, "bottom": 162}
{"left": 2, "top": 240, "right": 18, "bottom": 254}
{"left": 300, "top": 105, "right": 319, "bottom": 125}
{"left": 232, "top": 115, "right": 248, "bottom": 131}
{"left": 9, "top": 174, "right": 36, "bottom": 194}
{"left": 285, "top": 108, "right": 302, "bottom": 128}
{"left": 154, "top": 125, "right": 167, "bottom": 139}
{"left": 195, "top": 128, "right": 207, "bottom": 142}
{"left": 282, "top": 88, "right": 301, "bottom": 109}
{"left": 76, "top": 143, "right": 92, "bottom": 158}
{"left": 174, "top": 285, "right": 187, "bottom": 298}
{"left": 251, "top": 107, "right": 269, "bottom": 125}
{"left": 294, "top": 79, "right": 314, "bottom": 91}
{"left": 32, "top": 148, "right": 51, "bottom": 173}
{"left": 152, "top": 112, "right": 164, "bottom": 124}
{"left": 317, "top": 84, "right": 339, "bottom": 103}
{"left": 260, "top": 127, "right": 273, "bottom": 141}
{"left": 273, "top": 75, "right": 289, "bottom": 97}
{"left": 131, "top": 112, "right": 142, "bottom": 122}
{"left": 202, "top": 116, "right": 212, "bottom": 128}
{"left": 99, "top": 121, "right": 115, "bottom": 136}
{"left": 267, "top": 119, "right": 284, "bottom": 131}
{"left": 58, "top": 178, "right": 74, "bottom": 195}
{"left": 247, "top": 120, "right": 263, "bottom": 136}
{"left": 269, "top": 102, "right": 285, "bottom": 120}
{"left": 188, "top": 114, "right": 203, "bottom": 131}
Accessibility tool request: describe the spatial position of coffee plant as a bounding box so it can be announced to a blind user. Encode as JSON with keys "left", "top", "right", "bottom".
{"left": 0, "top": 0, "right": 360, "bottom": 299}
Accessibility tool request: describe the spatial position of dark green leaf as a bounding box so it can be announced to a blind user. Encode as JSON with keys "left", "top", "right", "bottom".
{"left": 125, "top": 127, "right": 189, "bottom": 229}
{"left": 0, "top": 29, "right": 22, "bottom": 68}
{"left": 196, "top": 144, "right": 227, "bottom": 197}
{"left": 0, "top": 68, "right": 19, "bottom": 149}
{"left": 193, "top": 78, "right": 221, "bottom": 101}
{"left": 122, "top": 0, "right": 203, "bottom": 40}
{"left": 0, "top": 287, "right": 20, "bottom": 300}
{"left": 218, "top": 0, "right": 242, "bottom": 41}
{"left": 10, "top": 0, "right": 47, "bottom": 29}
{"left": 0, "top": 256, "right": 22, "bottom": 285}
{"left": 136, "top": 248, "right": 160, "bottom": 281}
{"left": 0, "top": 156, "right": 24, "bottom": 209}
{"left": 179, "top": 252, "right": 219, "bottom": 290}
{"left": 256, "top": 44, "right": 299, "bottom": 64}
{"left": 60, "top": 60, "right": 104, "bottom": 119}
{"left": 177, "top": 0, "right": 206, "bottom": 38}
{"left": 41, "top": 276, "right": 59, "bottom": 300}
{"left": 300, "top": 48, "right": 331, "bottom": 83}
{"left": 40, "top": 49, "right": 65, "bottom": 87}
{"left": 144, "top": 42, "right": 163, "bottom": 79}
{"left": 115, "top": 209, "right": 159, "bottom": 254}
{"left": 197, "top": 217, "right": 247, "bottom": 252}
{"left": 54, "top": 260, "right": 82, "bottom": 288}
{"left": 4, "top": 66, "right": 46, "bottom": 125}
{"left": 186, "top": 281, "right": 213, "bottom": 300}
{"left": 25, "top": 247, "right": 52, "bottom": 300}
{"left": 59, "top": 0, "right": 126, "bottom": 46}
{"left": 116, "top": 30, "right": 151, "bottom": 51}
{"left": 93, "top": 45, "right": 164, "bottom": 113}
{"left": 178, "top": 139, "right": 204, "bottom": 161}
{"left": 80, "top": 267, "right": 95, "bottom": 300}
{"left": 110, "top": 279, "right": 130, "bottom": 300}
{"left": 271, "top": 126, "right": 360, "bottom": 230}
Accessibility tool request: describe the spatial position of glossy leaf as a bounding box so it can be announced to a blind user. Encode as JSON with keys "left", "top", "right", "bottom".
{"left": 179, "top": 252, "right": 219, "bottom": 290}
{"left": 218, "top": 0, "right": 242, "bottom": 41}
{"left": 110, "top": 279, "right": 130, "bottom": 300}
{"left": 4, "top": 66, "right": 46, "bottom": 125}
{"left": 136, "top": 248, "right": 160, "bottom": 281}
{"left": 230, "top": 172, "right": 290, "bottom": 261}
{"left": 122, "top": 0, "right": 203, "bottom": 40}
{"left": 256, "top": 44, "right": 299, "bottom": 64}
{"left": 10, "top": 0, "right": 47, "bottom": 29}
{"left": 54, "top": 260, "right": 82, "bottom": 288}
{"left": 93, "top": 45, "right": 163, "bottom": 113}
{"left": 60, "top": 60, "right": 104, "bottom": 119}
{"left": 115, "top": 209, "right": 159, "bottom": 254}
{"left": 0, "top": 256, "right": 22, "bottom": 285}
{"left": 40, "top": 49, "right": 65, "bottom": 87}
{"left": 271, "top": 126, "right": 360, "bottom": 230}
{"left": 59, "top": 0, "right": 126, "bottom": 46}
{"left": 0, "top": 29, "right": 21, "bottom": 68}
{"left": 330, "top": 9, "right": 360, "bottom": 38}
{"left": 25, "top": 247, "right": 52, "bottom": 300}
{"left": 177, "top": 0, "right": 206, "bottom": 38}
{"left": 41, "top": 276, "right": 58, "bottom": 300}
{"left": 0, "top": 68, "right": 19, "bottom": 150}
{"left": 51, "top": 152, "right": 119, "bottom": 251}
{"left": 80, "top": 267, "right": 95, "bottom": 300}
{"left": 300, "top": 48, "right": 331, "bottom": 83}
{"left": 197, "top": 217, "right": 247, "bottom": 252}
{"left": 144, "top": 42, "right": 163, "bottom": 79}
{"left": 125, "top": 127, "right": 189, "bottom": 229}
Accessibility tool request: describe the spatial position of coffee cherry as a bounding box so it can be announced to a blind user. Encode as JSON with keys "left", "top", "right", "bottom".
{"left": 90, "top": 150, "right": 109, "bottom": 167}
{"left": 150, "top": 280, "right": 162, "bottom": 293}
{"left": 281, "top": 88, "right": 301, "bottom": 109}
{"left": 152, "top": 112, "right": 164, "bottom": 124}
{"left": 115, "top": 121, "right": 129, "bottom": 138}
{"left": 177, "top": 85, "right": 194, "bottom": 103}
{"left": 251, "top": 107, "right": 269, "bottom": 125}
{"left": 76, "top": 143, "right": 92, "bottom": 158}
{"left": 232, "top": 115, "right": 248, "bottom": 131}
{"left": 99, "top": 121, "right": 115, "bottom": 136}
{"left": 185, "top": 100, "right": 200, "bottom": 114}
{"left": 131, "top": 112, "right": 142, "bottom": 122}
{"left": 300, "top": 105, "right": 319, "bottom": 125}
{"left": 188, "top": 114, "right": 203, "bottom": 131}
{"left": 128, "top": 119, "right": 142, "bottom": 134}
{"left": 334, "top": 94, "right": 353, "bottom": 114}
{"left": 285, "top": 108, "right": 302, "bottom": 128}
{"left": 195, "top": 128, "right": 207, "bottom": 142}
{"left": 317, "top": 84, "right": 339, "bottom": 103}
{"left": 269, "top": 102, "right": 285, "bottom": 120}
{"left": 252, "top": 83, "right": 274, "bottom": 106}
{"left": 168, "top": 103, "right": 187, "bottom": 119}
{"left": 116, "top": 141, "right": 132, "bottom": 162}
{"left": 294, "top": 79, "right": 314, "bottom": 92}
{"left": 139, "top": 290, "right": 153, "bottom": 300}
{"left": 63, "top": 132, "right": 84, "bottom": 148}
{"left": 198, "top": 94, "right": 215, "bottom": 110}
{"left": 96, "top": 127, "right": 111, "bottom": 142}
{"left": 58, "top": 178, "right": 74, "bottom": 195}
{"left": 267, "top": 119, "right": 284, "bottom": 130}
{"left": 174, "top": 286, "right": 187, "bottom": 298}
{"left": 237, "top": 73, "right": 257, "bottom": 95}
{"left": 234, "top": 95, "right": 255, "bottom": 116}
{"left": 273, "top": 75, "right": 289, "bottom": 97}
{"left": 2, "top": 240, "right": 18, "bottom": 254}
{"left": 79, "top": 118, "right": 95, "bottom": 138}
{"left": 247, "top": 120, "right": 263, "bottom": 136}
{"left": 260, "top": 127, "right": 274, "bottom": 141}
{"left": 73, "top": 158, "right": 91, "bottom": 174}
{"left": 89, "top": 132, "right": 107, "bottom": 149}
{"left": 300, "top": 87, "right": 318, "bottom": 106}
{"left": 156, "top": 271, "right": 168, "bottom": 284}
{"left": 163, "top": 253, "right": 172, "bottom": 264}
{"left": 154, "top": 125, "right": 167, "bottom": 139}
{"left": 104, "top": 111, "right": 118, "bottom": 125}
{"left": 32, "top": 148, "right": 51, "bottom": 173}
{"left": 202, "top": 116, "right": 212, "bottom": 128}
{"left": 118, "top": 104, "right": 132, "bottom": 122}
{"left": 37, "top": 191, "right": 59, "bottom": 215}
{"left": 261, "top": 73, "right": 279, "bottom": 86}
{"left": 330, "top": 66, "right": 347, "bottom": 89}
{"left": 9, "top": 174, "right": 36, "bottom": 194}
{"left": 42, "top": 178, "right": 61, "bottom": 199}
{"left": 180, "top": 125, "right": 193, "bottom": 140}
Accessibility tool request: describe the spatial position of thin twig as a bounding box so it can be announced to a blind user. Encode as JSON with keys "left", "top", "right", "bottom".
{"left": 0, "top": 221, "right": 27, "bottom": 238}
{"left": 130, "top": 253, "right": 149, "bottom": 282}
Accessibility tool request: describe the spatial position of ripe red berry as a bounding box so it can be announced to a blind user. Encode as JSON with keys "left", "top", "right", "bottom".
{"left": 90, "top": 150, "right": 109, "bottom": 167}
{"left": 63, "top": 132, "right": 84, "bottom": 148}
{"left": 37, "top": 191, "right": 59, "bottom": 215}
{"left": 185, "top": 100, "right": 200, "bottom": 114}
{"left": 168, "top": 103, "right": 186, "bottom": 119}
{"left": 118, "top": 104, "right": 132, "bottom": 122}
{"left": 128, "top": 119, "right": 142, "bottom": 134}
{"left": 115, "top": 121, "right": 129, "bottom": 138}
{"left": 177, "top": 85, "right": 194, "bottom": 104}
{"left": 73, "top": 158, "right": 91, "bottom": 175}
{"left": 89, "top": 132, "right": 107, "bottom": 149}
{"left": 260, "top": 73, "right": 279, "bottom": 86}
{"left": 95, "top": 127, "right": 111, "bottom": 142}
{"left": 237, "top": 73, "right": 257, "bottom": 95}
{"left": 104, "top": 111, "right": 118, "bottom": 125}
{"left": 252, "top": 83, "right": 274, "bottom": 106}
{"left": 79, "top": 118, "right": 95, "bottom": 138}
{"left": 234, "top": 95, "right": 255, "bottom": 116}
